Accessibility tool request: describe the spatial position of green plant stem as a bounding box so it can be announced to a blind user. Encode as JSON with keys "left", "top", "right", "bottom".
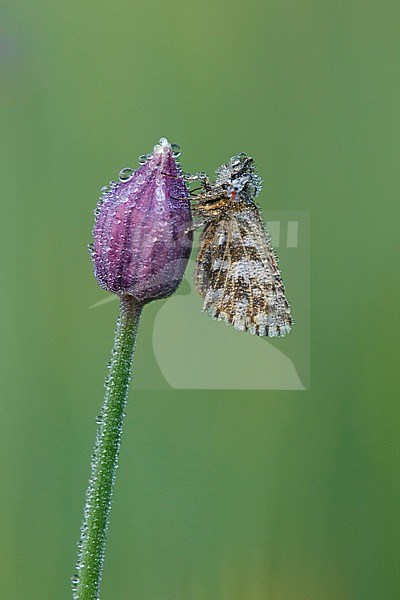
{"left": 73, "top": 295, "right": 143, "bottom": 600}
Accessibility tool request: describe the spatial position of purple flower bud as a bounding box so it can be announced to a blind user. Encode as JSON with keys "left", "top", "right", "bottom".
{"left": 91, "top": 138, "right": 193, "bottom": 302}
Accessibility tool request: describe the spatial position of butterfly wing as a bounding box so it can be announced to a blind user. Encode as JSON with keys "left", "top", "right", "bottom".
{"left": 194, "top": 204, "right": 293, "bottom": 336}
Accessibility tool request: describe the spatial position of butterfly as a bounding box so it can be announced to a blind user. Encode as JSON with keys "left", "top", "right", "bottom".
{"left": 192, "top": 153, "right": 293, "bottom": 337}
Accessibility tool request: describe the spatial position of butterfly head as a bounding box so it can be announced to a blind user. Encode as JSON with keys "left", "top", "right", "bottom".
{"left": 215, "top": 153, "right": 263, "bottom": 201}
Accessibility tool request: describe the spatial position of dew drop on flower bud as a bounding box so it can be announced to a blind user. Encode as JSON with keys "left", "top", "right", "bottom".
{"left": 118, "top": 167, "right": 134, "bottom": 182}
{"left": 138, "top": 155, "right": 148, "bottom": 165}
{"left": 171, "top": 143, "right": 181, "bottom": 157}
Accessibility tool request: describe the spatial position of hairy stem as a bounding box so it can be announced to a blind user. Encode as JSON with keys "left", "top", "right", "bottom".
{"left": 73, "top": 295, "right": 143, "bottom": 599}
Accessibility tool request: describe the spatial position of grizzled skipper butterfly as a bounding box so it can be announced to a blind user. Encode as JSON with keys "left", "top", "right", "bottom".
{"left": 191, "top": 153, "right": 293, "bottom": 337}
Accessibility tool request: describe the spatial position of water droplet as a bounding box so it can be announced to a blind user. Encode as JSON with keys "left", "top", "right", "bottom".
{"left": 101, "top": 184, "right": 111, "bottom": 194}
{"left": 71, "top": 575, "right": 79, "bottom": 589}
{"left": 138, "top": 155, "right": 148, "bottom": 165}
{"left": 159, "top": 137, "right": 168, "bottom": 146}
{"left": 118, "top": 167, "right": 134, "bottom": 182}
{"left": 171, "top": 143, "right": 181, "bottom": 157}
{"left": 95, "top": 414, "right": 103, "bottom": 424}
{"left": 110, "top": 180, "right": 119, "bottom": 188}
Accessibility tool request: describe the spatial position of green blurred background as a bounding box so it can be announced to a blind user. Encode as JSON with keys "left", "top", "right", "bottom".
{"left": 1, "top": 1, "right": 398, "bottom": 598}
